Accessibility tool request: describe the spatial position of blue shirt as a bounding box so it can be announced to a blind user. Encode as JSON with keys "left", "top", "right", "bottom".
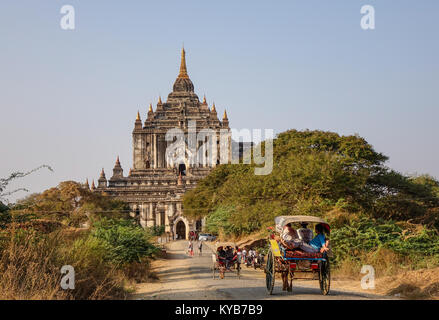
{"left": 309, "top": 234, "right": 326, "bottom": 250}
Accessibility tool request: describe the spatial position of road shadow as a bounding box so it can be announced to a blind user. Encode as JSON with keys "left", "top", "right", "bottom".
{"left": 133, "top": 281, "right": 387, "bottom": 300}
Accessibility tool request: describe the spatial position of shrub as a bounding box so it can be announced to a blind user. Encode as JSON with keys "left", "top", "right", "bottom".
{"left": 205, "top": 206, "right": 234, "bottom": 235}
{"left": 331, "top": 217, "right": 439, "bottom": 272}
{"left": 0, "top": 230, "right": 127, "bottom": 300}
{"left": 146, "top": 225, "right": 165, "bottom": 236}
{"left": 0, "top": 217, "right": 158, "bottom": 299}
{"left": 0, "top": 211, "right": 11, "bottom": 229}
{"left": 91, "top": 218, "right": 159, "bottom": 265}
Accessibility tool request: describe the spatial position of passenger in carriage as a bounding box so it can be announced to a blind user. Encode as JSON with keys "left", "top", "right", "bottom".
{"left": 235, "top": 246, "right": 242, "bottom": 263}
{"left": 242, "top": 247, "right": 247, "bottom": 262}
{"left": 217, "top": 246, "right": 227, "bottom": 263}
{"left": 282, "top": 223, "right": 329, "bottom": 254}
{"left": 299, "top": 224, "right": 330, "bottom": 254}
{"left": 224, "top": 246, "right": 236, "bottom": 270}
{"left": 281, "top": 223, "right": 302, "bottom": 248}
{"left": 297, "top": 222, "right": 313, "bottom": 243}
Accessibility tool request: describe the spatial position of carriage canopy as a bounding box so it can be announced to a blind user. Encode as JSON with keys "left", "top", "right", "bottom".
{"left": 274, "top": 215, "right": 330, "bottom": 234}
{"left": 215, "top": 242, "right": 237, "bottom": 250}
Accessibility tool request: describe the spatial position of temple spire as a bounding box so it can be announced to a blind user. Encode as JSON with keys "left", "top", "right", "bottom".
{"left": 98, "top": 168, "right": 107, "bottom": 188}
{"left": 112, "top": 155, "right": 123, "bottom": 179}
{"left": 222, "top": 109, "right": 229, "bottom": 127}
{"left": 134, "top": 110, "right": 142, "bottom": 129}
{"left": 178, "top": 46, "right": 189, "bottom": 79}
{"left": 147, "top": 103, "right": 154, "bottom": 120}
{"left": 203, "top": 95, "right": 207, "bottom": 104}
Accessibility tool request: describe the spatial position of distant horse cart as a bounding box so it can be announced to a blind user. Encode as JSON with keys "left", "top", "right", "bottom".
{"left": 265, "top": 216, "right": 331, "bottom": 295}
{"left": 212, "top": 243, "right": 241, "bottom": 280}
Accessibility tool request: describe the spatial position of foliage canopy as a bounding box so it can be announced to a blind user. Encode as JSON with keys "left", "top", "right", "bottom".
{"left": 183, "top": 130, "right": 439, "bottom": 236}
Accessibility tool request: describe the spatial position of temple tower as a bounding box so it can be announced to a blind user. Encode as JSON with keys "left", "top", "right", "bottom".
{"left": 93, "top": 47, "right": 231, "bottom": 239}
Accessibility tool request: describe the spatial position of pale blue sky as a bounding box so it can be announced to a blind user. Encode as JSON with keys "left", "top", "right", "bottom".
{"left": 1, "top": 0, "right": 438, "bottom": 202}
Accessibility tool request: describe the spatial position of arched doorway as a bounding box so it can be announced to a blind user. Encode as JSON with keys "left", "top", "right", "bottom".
{"left": 176, "top": 220, "right": 186, "bottom": 240}
{"left": 178, "top": 163, "right": 186, "bottom": 176}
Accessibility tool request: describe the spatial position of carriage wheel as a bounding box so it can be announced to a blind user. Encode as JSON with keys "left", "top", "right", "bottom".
{"left": 265, "top": 250, "right": 275, "bottom": 295}
{"left": 319, "top": 260, "right": 331, "bottom": 295}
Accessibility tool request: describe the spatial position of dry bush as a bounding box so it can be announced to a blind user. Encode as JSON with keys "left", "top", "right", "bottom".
{"left": 7, "top": 219, "right": 64, "bottom": 234}
{"left": 123, "top": 259, "right": 158, "bottom": 283}
{"left": 333, "top": 248, "right": 411, "bottom": 279}
{"left": 365, "top": 247, "right": 412, "bottom": 277}
{"left": 0, "top": 231, "right": 68, "bottom": 299}
{"left": 64, "top": 236, "right": 128, "bottom": 300}
{"left": 0, "top": 229, "right": 128, "bottom": 300}
{"left": 325, "top": 208, "right": 359, "bottom": 228}
{"left": 378, "top": 267, "right": 439, "bottom": 299}
{"left": 332, "top": 256, "right": 363, "bottom": 279}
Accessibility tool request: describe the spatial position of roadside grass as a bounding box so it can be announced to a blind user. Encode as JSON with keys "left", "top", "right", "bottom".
{"left": 0, "top": 217, "right": 159, "bottom": 300}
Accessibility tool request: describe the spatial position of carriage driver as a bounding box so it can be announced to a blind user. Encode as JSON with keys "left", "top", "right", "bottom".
{"left": 281, "top": 223, "right": 302, "bottom": 248}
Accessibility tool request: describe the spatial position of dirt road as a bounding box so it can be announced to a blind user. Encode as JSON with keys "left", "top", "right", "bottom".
{"left": 132, "top": 240, "right": 395, "bottom": 300}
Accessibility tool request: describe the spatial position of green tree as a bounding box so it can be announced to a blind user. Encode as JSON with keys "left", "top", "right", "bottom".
{"left": 183, "top": 129, "right": 439, "bottom": 237}
{"left": 10, "top": 181, "right": 130, "bottom": 227}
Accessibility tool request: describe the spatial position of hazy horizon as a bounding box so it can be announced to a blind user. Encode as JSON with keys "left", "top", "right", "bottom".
{"left": 1, "top": 0, "right": 438, "bottom": 203}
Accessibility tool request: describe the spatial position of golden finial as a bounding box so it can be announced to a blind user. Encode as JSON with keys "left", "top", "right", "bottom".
{"left": 158, "top": 96, "right": 162, "bottom": 104}
{"left": 136, "top": 110, "right": 140, "bottom": 121}
{"left": 149, "top": 103, "right": 153, "bottom": 112}
{"left": 91, "top": 180, "right": 96, "bottom": 189}
{"left": 211, "top": 103, "right": 216, "bottom": 112}
{"left": 203, "top": 95, "right": 207, "bottom": 104}
{"left": 116, "top": 156, "right": 120, "bottom": 165}
{"left": 178, "top": 46, "right": 189, "bottom": 79}
{"left": 223, "top": 110, "right": 228, "bottom": 119}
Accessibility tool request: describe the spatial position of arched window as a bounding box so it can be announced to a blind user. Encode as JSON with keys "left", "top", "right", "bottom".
{"left": 195, "top": 219, "right": 202, "bottom": 231}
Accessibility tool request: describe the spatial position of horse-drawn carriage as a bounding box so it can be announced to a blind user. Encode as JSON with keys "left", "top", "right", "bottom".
{"left": 212, "top": 243, "right": 241, "bottom": 279}
{"left": 265, "top": 216, "right": 331, "bottom": 295}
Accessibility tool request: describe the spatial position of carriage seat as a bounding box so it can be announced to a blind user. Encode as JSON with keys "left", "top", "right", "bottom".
{"left": 285, "top": 250, "right": 324, "bottom": 259}
{"left": 278, "top": 237, "right": 324, "bottom": 259}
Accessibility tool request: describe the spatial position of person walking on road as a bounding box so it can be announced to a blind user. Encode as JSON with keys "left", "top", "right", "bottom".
{"left": 188, "top": 241, "right": 194, "bottom": 257}
{"left": 198, "top": 241, "right": 203, "bottom": 256}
